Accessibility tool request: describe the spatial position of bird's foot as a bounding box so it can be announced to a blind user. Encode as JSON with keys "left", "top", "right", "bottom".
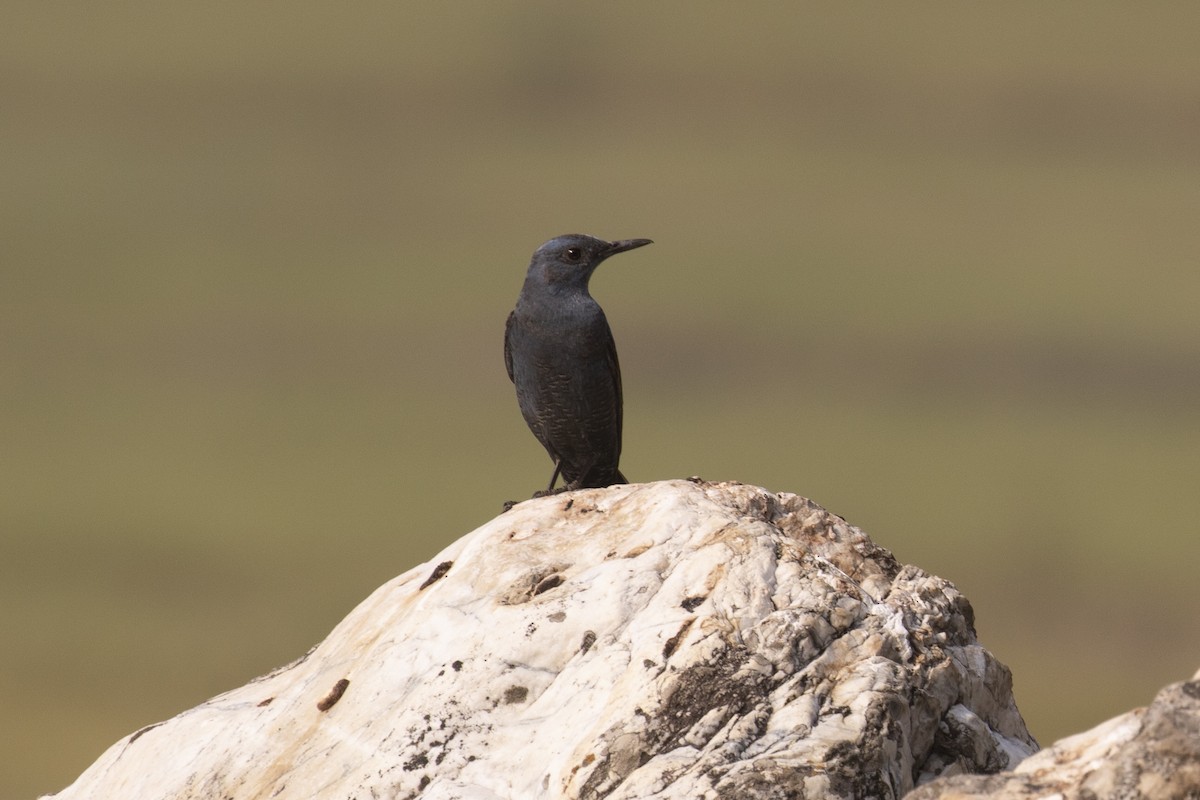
{"left": 531, "top": 486, "right": 572, "bottom": 498}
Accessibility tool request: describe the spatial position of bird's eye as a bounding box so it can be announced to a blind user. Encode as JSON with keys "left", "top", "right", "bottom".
{"left": 564, "top": 248, "right": 582, "bottom": 262}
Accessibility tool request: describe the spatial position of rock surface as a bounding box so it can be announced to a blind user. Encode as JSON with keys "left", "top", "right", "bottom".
{"left": 46, "top": 479, "right": 1036, "bottom": 800}
{"left": 908, "top": 667, "right": 1200, "bottom": 800}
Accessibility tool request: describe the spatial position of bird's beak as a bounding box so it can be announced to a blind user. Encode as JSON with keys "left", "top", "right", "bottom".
{"left": 604, "top": 238, "right": 654, "bottom": 256}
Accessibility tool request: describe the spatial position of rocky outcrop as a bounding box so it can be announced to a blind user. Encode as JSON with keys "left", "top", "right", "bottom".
{"left": 908, "top": 667, "right": 1200, "bottom": 800}
{"left": 45, "top": 479, "right": 1036, "bottom": 800}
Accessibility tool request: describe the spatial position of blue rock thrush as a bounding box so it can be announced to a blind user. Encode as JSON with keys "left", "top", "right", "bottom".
{"left": 505, "top": 234, "right": 653, "bottom": 495}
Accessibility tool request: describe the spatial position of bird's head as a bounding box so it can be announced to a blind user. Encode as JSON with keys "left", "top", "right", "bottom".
{"left": 525, "top": 234, "right": 653, "bottom": 293}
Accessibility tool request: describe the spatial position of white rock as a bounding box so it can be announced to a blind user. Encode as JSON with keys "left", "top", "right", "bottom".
{"left": 44, "top": 480, "right": 1037, "bottom": 800}
{"left": 908, "top": 665, "right": 1200, "bottom": 799}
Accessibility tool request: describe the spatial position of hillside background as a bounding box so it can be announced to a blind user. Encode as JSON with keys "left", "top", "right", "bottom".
{"left": 4, "top": 4, "right": 1199, "bottom": 797}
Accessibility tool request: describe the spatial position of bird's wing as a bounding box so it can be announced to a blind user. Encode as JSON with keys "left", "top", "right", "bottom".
{"left": 607, "top": 326, "right": 623, "bottom": 458}
{"left": 503, "top": 311, "right": 516, "bottom": 383}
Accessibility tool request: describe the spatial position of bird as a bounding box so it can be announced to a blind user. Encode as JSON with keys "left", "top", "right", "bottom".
{"left": 504, "top": 234, "right": 653, "bottom": 495}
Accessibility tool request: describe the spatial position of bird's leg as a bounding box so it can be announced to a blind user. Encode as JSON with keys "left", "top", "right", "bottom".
{"left": 532, "top": 460, "right": 565, "bottom": 498}
{"left": 547, "top": 460, "right": 563, "bottom": 492}
{"left": 557, "top": 456, "right": 597, "bottom": 493}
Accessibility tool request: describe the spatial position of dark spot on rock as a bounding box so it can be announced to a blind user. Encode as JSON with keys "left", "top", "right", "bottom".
{"left": 503, "top": 686, "right": 529, "bottom": 704}
{"left": 687, "top": 476, "right": 705, "bottom": 483}
{"left": 526, "top": 622, "right": 538, "bottom": 637}
{"left": 316, "top": 678, "right": 350, "bottom": 712}
{"left": 403, "top": 753, "right": 428, "bottom": 771}
{"left": 659, "top": 649, "right": 770, "bottom": 749}
{"left": 681, "top": 596, "right": 706, "bottom": 612}
{"left": 533, "top": 574, "right": 564, "bottom": 595}
{"left": 826, "top": 739, "right": 893, "bottom": 798}
{"left": 502, "top": 499, "right": 517, "bottom": 512}
{"left": 643, "top": 659, "right": 656, "bottom": 669}
{"left": 257, "top": 697, "right": 274, "bottom": 707}
{"left": 128, "top": 722, "right": 165, "bottom": 744}
{"left": 548, "top": 611, "right": 566, "bottom": 622}
{"left": 419, "top": 561, "right": 453, "bottom": 591}
{"left": 1182, "top": 680, "right": 1200, "bottom": 700}
{"left": 931, "top": 706, "right": 1008, "bottom": 775}
{"left": 418, "top": 775, "right": 431, "bottom": 790}
{"left": 503, "top": 566, "right": 571, "bottom": 604}
{"left": 716, "top": 763, "right": 816, "bottom": 798}
{"left": 451, "top": 660, "right": 463, "bottom": 671}
{"left": 564, "top": 498, "right": 574, "bottom": 510}
{"left": 580, "top": 631, "right": 596, "bottom": 654}
{"left": 662, "top": 618, "right": 695, "bottom": 660}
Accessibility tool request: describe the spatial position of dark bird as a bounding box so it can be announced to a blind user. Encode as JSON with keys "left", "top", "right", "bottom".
{"left": 505, "top": 234, "right": 653, "bottom": 495}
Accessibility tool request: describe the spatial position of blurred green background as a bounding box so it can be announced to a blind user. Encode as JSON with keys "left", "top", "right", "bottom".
{"left": 4, "top": 3, "right": 1199, "bottom": 796}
